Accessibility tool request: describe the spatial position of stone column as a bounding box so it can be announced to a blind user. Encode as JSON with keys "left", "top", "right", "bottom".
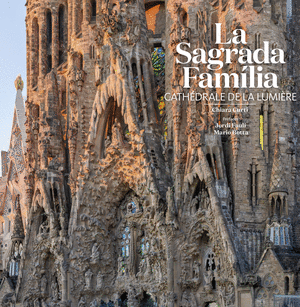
{"left": 61, "top": 262, "right": 68, "bottom": 302}
{"left": 164, "top": 227, "right": 175, "bottom": 307}
{"left": 52, "top": 10, "right": 59, "bottom": 69}
{"left": 39, "top": 14, "right": 47, "bottom": 77}
{"left": 83, "top": 0, "right": 90, "bottom": 24}
{"left": 30, "top": 18, "right": 38, "bottom": 88}
{"left": 96, "top": 0, "right": 101, "bottom": 23}
{"left": 73, "top": 0, "right": 80, "bottom": 35}
{"left": 68, "top": 0, "right": 73, "bottom": 41}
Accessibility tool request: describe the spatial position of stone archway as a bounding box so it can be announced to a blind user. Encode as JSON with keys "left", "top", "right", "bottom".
{"left": 140, "top": 292, "right": 156, "bottom": 307}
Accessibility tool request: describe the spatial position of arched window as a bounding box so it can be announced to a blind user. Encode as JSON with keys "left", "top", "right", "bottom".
{"left": 211, "top": 12, "right": 218, "bottom": 46}
{"left": 275, "top": 197, "right": 281, "bottom": 217}
{"left": 132, "top": 62, "right": 138, "bottom": 79}
{"left": 285, "top": 226, "right": 290, "bottom": 245}
{"left": 181, "top": 10, "right": 188, "bottom": 27}
{"left": 140, "top": 292, "right": 156, "bottom": 307}
{"left": 32, "top": 18, "right": 40, "bottom": 87}
{"left": 46, "top": 10, "right": 52, "bottom": 47}
{"left": 118, "top": 293, "right": 128, "bottom": 307}
{"left": 259, "top": 106, "right": 264, "bottom": 150}
{"left": 46, "top": 10, "right": 52, "bottom": 73}
{"left": 264, "top": 274, "right": 275, "bottom": 288}
{"left": 285, "top": 277, "right": 289, "bottom": 295}
{"left": 79, "top": 9, "right": 83, "bottom": 33}
{"left": 255, "top": 33, "right": 261, "bottom": 49}
{"left": 121, "top": 226, "right": 130, "bottom": 258}
{"left": 58, "top": 5, "right": 68, "bottom": 65}
{"left": 90, "top": 44, "right": 95, "bottom": 59}
{"left": 257, "top": 288, "right": 267, "bottom": 300}
{"left": 78, "top": 53, "right": 83, "bottom": 70}
{"left": 91, "top": 0, "right": 97, "bottom": 21}
{"left": 196, "top": 11, "right": 201, "bottom": 31}
{"left": 205, "top": 252, "right": 216, "bottom": 271}
{"left": 127, "top": 201, "right": 137, "bottom": 214}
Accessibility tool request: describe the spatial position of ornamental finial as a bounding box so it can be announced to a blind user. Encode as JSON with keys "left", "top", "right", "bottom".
{"left": 14, "top": 74, "right": 24, "bottom": 91}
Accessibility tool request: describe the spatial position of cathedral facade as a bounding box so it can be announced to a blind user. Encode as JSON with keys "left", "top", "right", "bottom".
{"left": 0, "top": 0, "right": 300, "bottom": 306}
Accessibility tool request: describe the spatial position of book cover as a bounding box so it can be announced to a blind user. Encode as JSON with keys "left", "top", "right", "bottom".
{"left": 0, "top": 0, "right": 299, "bottom": 306}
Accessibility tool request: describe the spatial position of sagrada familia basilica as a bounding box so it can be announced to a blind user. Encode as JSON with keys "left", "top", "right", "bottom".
{"left": 0, "top": 0, "right": 299, "bottom": 306}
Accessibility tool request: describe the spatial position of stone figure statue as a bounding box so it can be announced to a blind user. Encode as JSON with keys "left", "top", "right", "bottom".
{"left": 40, "top": 274, "right": 47, "bottom": 295}
{"left": 85, "top": 269, "right": 93, "bottom": 290}
{"left": 190, "top": 196, "right": 199, "bottom": 214}
{"left": 78, "top": 297, "right": 86, "bottom": 307}
{"left": 33, "top": 299, "right": 41, "bottom": 307}
{"left": 193, "top": 261, "right": 200, "bottom": 280}
{"left": 181, "top": 291, "right": 197, "bottom": 307}
{"left": 39, "top": 220, "right": 49, "bottom": 234}
{"left": 41, "top": 301, "right": 48, "bottom": 307}
{"left": 137, "top": 259, "right": 146, "bottom": 277}
{"left": 96, "top": 272, "right": 103, "bottom": 291}
{"left": 90, "top": 299, "right": 98, "bottom": 307}
{"left": 51, "top": 279, "right": 59, "bottom": 301}
{"left": 19, "top": 243, "right": 23, "bottom": 256}
{"left": 91, "top": 243, "right": 100, "bottom": 264}
{"left": 14, "top": 243, "right": 19, "bottom": 258}
{"left": 111, "top": 118, "right": 124, "bottom": 147}
{"left": 204, "top": 271, "right": 213, "bottom": 291}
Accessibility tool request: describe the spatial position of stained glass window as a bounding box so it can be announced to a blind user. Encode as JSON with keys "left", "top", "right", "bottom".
{"left": 15, "top": 262, "right": 19, "bottom": 276}
{"left": 141, "top": 238, "right": 145, "bottom": 256}
{"left": 274, "top": 227, "right": 279, "bottom": 245}
{"left": 151, "top": 47, "right": 167, "bottom": 139}
{"left": 151, "top": 47, "right": 165, "bottom": 77}
{"left": 121, "top": 227, "right": 130, "bottom": 258}
{"left": 280, "top": 227, "right": 284, "bottom": 245}
{"left": 270, "top": 227, "right": 274, "bottom": 242}
{"left": 285, "top": 226, "right": 289, "bottom": 245}
{"left": 287, "top": 0, "right": 292, "bottom": 21}
{"left": 130, "top": 202, "right": 137, "bottom": 214}
{"left": 158, "top": 96, "right": 165, "bottom": 116}
{"left": 257, "top": 288, "right": 267, "bottom": 299}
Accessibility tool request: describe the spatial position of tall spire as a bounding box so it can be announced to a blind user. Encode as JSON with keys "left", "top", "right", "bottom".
{"left": 14, "top": 75, "right": 26, "bottom": 150}
{"left": 11, "top": 195, "right": 25, "bottom": 241}
{"left": 270, "top": 131, "right": 286, "bottom": 193}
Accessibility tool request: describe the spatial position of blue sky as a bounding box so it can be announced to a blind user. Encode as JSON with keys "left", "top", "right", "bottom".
{"left": 0, "top": 1, "right": 26, "bottom": 155}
